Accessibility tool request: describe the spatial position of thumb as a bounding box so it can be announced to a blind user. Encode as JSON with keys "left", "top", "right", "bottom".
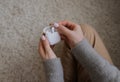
{"left": 41, "top": 35, "right": 52, "bottom": 53}
{"left": 55, "top": 24, "right": 72, "bottom": 36}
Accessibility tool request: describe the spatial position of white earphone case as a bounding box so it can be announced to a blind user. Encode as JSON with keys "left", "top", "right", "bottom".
{"left": 43, "top": 26, "right": 61, "bottom": 45}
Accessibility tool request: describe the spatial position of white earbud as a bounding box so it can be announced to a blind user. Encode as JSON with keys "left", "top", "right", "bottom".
{"left": 51, "top": 27, "right": 55, "bottom": 33}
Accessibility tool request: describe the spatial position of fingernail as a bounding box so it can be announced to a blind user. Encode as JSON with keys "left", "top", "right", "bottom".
{"left": 54, "top": 23, "right": 59, "bottom": 28}
{"left": 41, "top": 35, "right": 46, "bottom": 40}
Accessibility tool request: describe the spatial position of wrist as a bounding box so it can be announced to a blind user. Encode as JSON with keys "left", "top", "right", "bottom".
{"left": 71, "top": 36, "right": 85, "bottom": 48}
{"left": 42, "top": 53, "right": 57, "bottom": 61}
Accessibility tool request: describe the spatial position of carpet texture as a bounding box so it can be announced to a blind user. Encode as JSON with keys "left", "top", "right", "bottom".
{"left": 0, "top": 0, "right": 120, "bottom": 81}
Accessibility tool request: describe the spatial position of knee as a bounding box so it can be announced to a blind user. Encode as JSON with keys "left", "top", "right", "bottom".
{"left": 80, "top": 24, "right": 97, "bottom": 45}
{"left": 80, "top": 24, "right": 96, "bottom": 35}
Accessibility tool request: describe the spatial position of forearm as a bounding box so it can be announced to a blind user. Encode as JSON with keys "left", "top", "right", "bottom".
{"left": 43, "top": 58, "right": 64, "bottom": 82}
{"left": 71, "top": 39, "right": 120, "bottom": 82}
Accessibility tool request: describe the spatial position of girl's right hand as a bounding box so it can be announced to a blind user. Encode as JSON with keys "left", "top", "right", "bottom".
{"left": 53, "top": 21, "right": 84, "bottom": 48}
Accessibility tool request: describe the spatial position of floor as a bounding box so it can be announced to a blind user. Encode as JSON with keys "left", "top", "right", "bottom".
{"left": 0, "top": 0, "right": 120, "bottom": 81}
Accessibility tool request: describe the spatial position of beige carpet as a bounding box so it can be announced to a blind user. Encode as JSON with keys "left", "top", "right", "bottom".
{"left": 0, "top": 0, "right": 120, "bottom": 81}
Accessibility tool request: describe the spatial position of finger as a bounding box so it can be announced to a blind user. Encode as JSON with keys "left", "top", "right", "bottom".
{"left": 56, "top": 24, "right": 72, "bottom": 36}
{"left": 60, "top": 34, "right": 67, "bottom": 40}
{"left": 41, "top": 35, "right": 52, "bottom": 53}
{"left": 58, "top": 20, "right": 77, "bottom": 30}
{"left": 50, "top": 22, "right": 71, "bottom": 38}
{"left": 50, "top": 22, "right": 72, "bottom": 40}
{"left": 50, "top": 22, "right": 59, "bottom": 28}
{"left": 39, "top": 39, "right": 45, "bottom": 58}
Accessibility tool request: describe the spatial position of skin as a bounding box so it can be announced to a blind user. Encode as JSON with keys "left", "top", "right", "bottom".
{"left": 39, "top": 21, "right": 84, "bottom": 60}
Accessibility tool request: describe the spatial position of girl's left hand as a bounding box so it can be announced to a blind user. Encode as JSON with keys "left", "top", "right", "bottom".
{"left": 39, "top": 35, "right": 57, "bottom": 60}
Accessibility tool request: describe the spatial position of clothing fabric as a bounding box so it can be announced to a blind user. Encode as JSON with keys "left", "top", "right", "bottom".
{"left": 43, "top": 39, "right": 120, "bottom": 82}
{"left": 61, "top": 24, "right": 113, "bottom": 82}
{"left": 43, "top": 24, "right": 120, "bottom": 82}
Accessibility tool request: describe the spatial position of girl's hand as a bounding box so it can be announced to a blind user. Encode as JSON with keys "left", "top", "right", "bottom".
{"left": 39, "top": 35, "right": 56, "bottom": 60}
{"left": 52, "top": 21, "right": 84, "bottom": 48}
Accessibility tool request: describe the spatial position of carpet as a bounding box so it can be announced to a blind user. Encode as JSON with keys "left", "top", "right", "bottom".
{"left": 0, "top": 0, "right": 120, "bottom": 81}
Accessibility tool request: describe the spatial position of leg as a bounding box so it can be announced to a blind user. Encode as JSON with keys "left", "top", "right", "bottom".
{"left": 77, "top": 24, "right": 113, "bottom": 82}
{"left": 61, "top": 24, "right": 113, "bottom": 82}
{"left": 80, "top": 24, "right": 113, "bottom": 63}
{"left": 61, "top": 43, "right": 78, "bottom": 82}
